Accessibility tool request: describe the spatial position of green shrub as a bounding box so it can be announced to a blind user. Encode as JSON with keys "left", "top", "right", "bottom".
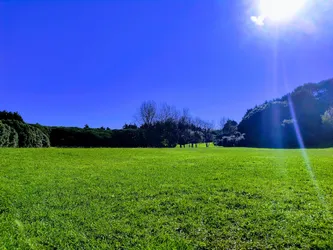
{"left": 2, "top": 120, "right": 50, "bottom": 148}
{"left": 0, "top": 121, "right": 19, "bottom": 147}
{"left": 8, "top": 126, "right": 19, "bottom": 147}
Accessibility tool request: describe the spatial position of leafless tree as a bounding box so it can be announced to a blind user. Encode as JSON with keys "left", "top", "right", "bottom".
{"left": 158, "top": 103, "right": 180, "bottom": 122}
{"left": 135, "top": 100, "right": 157, "bottom": 126}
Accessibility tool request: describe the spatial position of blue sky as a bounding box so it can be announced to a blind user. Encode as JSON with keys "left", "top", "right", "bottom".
{"left": 1, "top": 0, "right": 332, "bottom": 128}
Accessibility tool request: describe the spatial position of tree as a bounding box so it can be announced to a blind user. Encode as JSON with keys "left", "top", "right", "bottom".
{"left": 237, "top": 79, "right": 333, "bottom": 148}
{"left": 0, "top": 121, "right": 19, "bottom": 147}
{"left": 222, "top": 120, "right": 238, "bottom": 136}
{"left": 123, "top": 123, "right": 138, "bottom": 129}
{"left": 180, "top": 129, "right": 192, "bottom": 147}
{"left": 177, "top": 108, "right": 192, "bottom": 147}
{"left": 0, "top": 111, "right": 24, "bottom": 122}
{"left": 238, "top": 101, "right": 292, "bottom": 148}
{"left": 160, "top": 119, "right": 178, "bottom": 147}
{"left": 322, "top": 107, "right": 333, "bottom": 127}
{"left": 135, "top": 101, "right": 157, "bottom": 127}
{"left": 158, "top": 103, "right": 179, "bottom": 123}
{"left": 2, "top": 120, "right": 50, "bottom": 148}
{"left": 197, "top": 119, "right": 213, "bottom": 147}
{"left": 193, "top": 130, "right": 203, "bottom": 147}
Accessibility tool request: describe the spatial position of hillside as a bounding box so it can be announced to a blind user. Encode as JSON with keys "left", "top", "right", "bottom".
{"left": 238, "top": 79, "right": 333, "bottom": 148}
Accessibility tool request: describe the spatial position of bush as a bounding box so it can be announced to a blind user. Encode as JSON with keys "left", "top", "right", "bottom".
{"left": 29, "top": 126, "right": 51, "bottom": 148}
{"left": 1, "top": 120, "right": 50, "bottom": 148}
{"left": 214, "top": 133, "right": 245, "bottom": 147}
{"left": 0, "top": 121, "right": 19, "bottom": 147}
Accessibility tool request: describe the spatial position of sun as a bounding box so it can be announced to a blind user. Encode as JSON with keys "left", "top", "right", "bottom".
{"left": 259, "top": 0, "right": 306, "bottom": 22}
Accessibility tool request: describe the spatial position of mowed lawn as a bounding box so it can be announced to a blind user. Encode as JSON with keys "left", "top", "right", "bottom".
{"left": 0, "top": 148, "right": 332, "bottom": 249}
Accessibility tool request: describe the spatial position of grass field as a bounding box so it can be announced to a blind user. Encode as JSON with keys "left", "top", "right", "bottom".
{"left": 0, "top": 148, "right": 332, "bottom": 249}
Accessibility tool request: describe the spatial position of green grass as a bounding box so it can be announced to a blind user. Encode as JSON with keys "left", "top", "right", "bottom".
{"left": 0, "top": 148, "right": 332, "bottom": 249}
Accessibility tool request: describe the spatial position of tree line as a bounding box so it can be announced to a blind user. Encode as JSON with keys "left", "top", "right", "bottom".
{"left": 0, "top": 78, "right": 333, "bottom": 148}
{"left": 49, "top": 102, "right": 215, "bottom": 148}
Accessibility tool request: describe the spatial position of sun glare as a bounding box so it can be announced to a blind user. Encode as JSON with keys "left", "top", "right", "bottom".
{"left": 259, "top": 0, "right": 306, "bottom": 22}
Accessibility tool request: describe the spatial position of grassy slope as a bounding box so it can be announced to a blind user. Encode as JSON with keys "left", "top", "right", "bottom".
{"left": 0, "top": 148, "right": 332, "bottom": 249}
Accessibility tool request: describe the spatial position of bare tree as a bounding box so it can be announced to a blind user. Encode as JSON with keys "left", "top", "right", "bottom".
{"left": 135, "top": 101, "right": 157, "bottom": 126}
{"left": 158, "top": 103, "right": 180, "bottom": 122}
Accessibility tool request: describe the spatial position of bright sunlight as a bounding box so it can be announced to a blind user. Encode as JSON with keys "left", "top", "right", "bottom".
{"left": 252, "top": 0, "right": 306, "bottom": 25}
{"left": 261, "top": 0, "right": 305, "bottom": 21}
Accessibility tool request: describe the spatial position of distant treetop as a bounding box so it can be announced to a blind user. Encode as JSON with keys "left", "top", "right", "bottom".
{"left": 0, "top": 111, "right": 24, "bottom": 123}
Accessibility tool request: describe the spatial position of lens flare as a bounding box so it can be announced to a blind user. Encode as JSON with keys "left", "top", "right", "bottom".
{"left": 252, "top": 0, "right": 307, "bottom": 25}
{"left": 282, "top": 71, "right": 327, "bottom": 208}
{"left": 260, "top": 0, "right": 306, "bottom": 21}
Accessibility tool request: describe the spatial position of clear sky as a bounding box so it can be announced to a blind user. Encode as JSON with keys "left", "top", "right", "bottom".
{"left": 1, "top": 0, "right": 332, "bottom": 128}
